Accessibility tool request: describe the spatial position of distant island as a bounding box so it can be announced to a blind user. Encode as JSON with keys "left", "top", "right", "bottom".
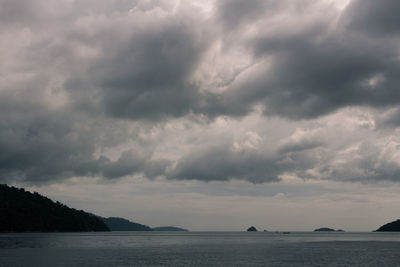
{"left": 0, "top": 184, "right": 109, "bottom": 232}
{"left": 101, "top": 217, "right": 152, "bottom": 231}
{"left": 247, "top": 226, "right": 257, "bottom": 232}
{"left": 314, "top": 228, "right": 345, "bottom": 232}
{"left": 375, "top": 219, "right": 400, "bottom": 232}
{"left": 153, "top": 226, "right": 188, "bottom": 231}
{"left": 100, "top": 219, "right": 189, "bottom": 231}
{"left": 314, "top": 227, "right": 335, "bottom": 232}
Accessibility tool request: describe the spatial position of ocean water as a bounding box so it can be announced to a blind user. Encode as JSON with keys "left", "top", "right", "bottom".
{"left": 1, "top": 231, "right": 400, "bottom": 266}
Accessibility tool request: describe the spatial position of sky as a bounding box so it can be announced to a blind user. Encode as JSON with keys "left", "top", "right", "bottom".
{"left": 2, "top": 0, "right": 400, "bottom": 231}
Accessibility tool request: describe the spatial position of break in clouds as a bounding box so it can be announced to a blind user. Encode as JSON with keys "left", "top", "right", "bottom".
{"left": 1, "top": 0, "right": 400, "bottom": 184}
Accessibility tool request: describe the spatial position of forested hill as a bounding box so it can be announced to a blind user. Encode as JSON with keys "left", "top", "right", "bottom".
{"left": 376, "top": 219, "right": 400, "bottom": 232}
{"left": 0, "top": 184, "right": 109, "bottom": 232}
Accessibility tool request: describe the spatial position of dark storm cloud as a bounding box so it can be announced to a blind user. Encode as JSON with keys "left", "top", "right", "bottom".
{"left": 253, "top": 37, "right": 400, "bottom": 119}
{"left": 60, "top": 0, "right": 220, "bottom": 121}
{"left": 341, "top": 0, "right": 400, "bottom": 36}
{"left": 213, "top": 0, "right": 400, "bottom": 119}
{"left": 0, "top": 91, "right": 169, "bottom": 183}
{"left": 90, "top": 19, "right": 210, "bottom": 120}
{"left": 63, "top": 0, "right": 400, "bottom": 121}
{"left": 0, "top": 0, "right": 183, "bottom": 183}
{"left": 6, "top": 0, "right": 400, "bottom": 122}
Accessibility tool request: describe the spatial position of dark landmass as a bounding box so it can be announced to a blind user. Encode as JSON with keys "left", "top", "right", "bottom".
{"left": 247, "top": 226, "right": 257, "bottom": 232}
{"left": 0, "top": 184, "right": 109, "bottom": 232}
{"left": 101, "top": 217, "right": 152, "bottom": 231}
{"left": 314, "top": 228, "right": 335, "bottom": 232}
{"left": 375, "top": 219, "right": 400, "bottom": 232}
{"left": 314, "top": 228, "right": 345, "bottom": 232}
{"left": 152, "top": 226, "right": 188, "bottom": 231}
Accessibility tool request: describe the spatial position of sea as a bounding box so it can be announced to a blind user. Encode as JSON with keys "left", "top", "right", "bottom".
{"left": 1, "top": 231, "right": 400, "bottom": 266}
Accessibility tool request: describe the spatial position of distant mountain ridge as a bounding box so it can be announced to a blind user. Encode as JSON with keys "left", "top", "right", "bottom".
{"left": 101, "top": 217, "right": 152, "bottom": 231}
{"left": 314, "top": 228, "right": 344, "bottom": 232}
{"left": 314, "top": 228, "right": 335, "bottom": 232}
{"left": 0, "top": 184, "right": 109, "bottom": 232}
{"left": 152, "top": 226, "right": 188, "bottom": 231}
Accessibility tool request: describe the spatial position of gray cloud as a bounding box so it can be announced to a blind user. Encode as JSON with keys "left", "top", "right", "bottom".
{"left": 216, "top": 0, "right": 280, "bottom": 30}
{"left": 277, "top": 138, "right": 324, "bottom": 155}
{"left": 166, "top": 129, "right": 322, "bottom": 183}
{"left": 0, "top": 0, "right": 46, "bottom": 28}
{"left": 0, "top": 90, "right": 168, "bottom": 183}
{"left": 166, "top": 145, "right": 282, "bottom": 183}
{"left": 87, "top": 12, "right": 212, "bottom": 120}
{"left": 341, "top": 0, "right": 400, "bottom": 36}
{"left": 98, "top": 149, "right": 169, "bottom": 179}
{"left": 377, "top": 108, "right": 400, "bottom": 127}
{"left": 302, "top": 141, "right": 400, "bottom": 183}
{"left": 214, "top": 0, "right": 400, "bottom": 119}
{"left": 29, "top": 0, "right": 400, "bottom": 122}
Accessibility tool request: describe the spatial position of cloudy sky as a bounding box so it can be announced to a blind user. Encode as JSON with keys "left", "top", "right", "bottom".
{"left": 2, "top": 0, "right": 400, "bottom": 231}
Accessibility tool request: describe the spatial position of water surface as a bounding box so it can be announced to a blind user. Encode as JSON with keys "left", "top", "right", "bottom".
{"left": 1, "top": 231, "right": 400, "bottom": 266}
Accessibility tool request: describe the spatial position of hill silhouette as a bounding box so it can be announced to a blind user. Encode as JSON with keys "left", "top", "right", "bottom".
{"left": 153, "top": 226, "right": 188, "bottom": 231}
{"left": 314, "top": 228, "right": 335, "bottom": 232}
{"left": 0, "top": 184, "right": 109, "bottom": 232}
{"left": 101, "top": 217, "right": 152, "bottom": 231}
{"left": 376, "top": 219, "right": 400, "bottom": 232}
{"left": 247, "top": 226, "right": 257, "bottom": 232}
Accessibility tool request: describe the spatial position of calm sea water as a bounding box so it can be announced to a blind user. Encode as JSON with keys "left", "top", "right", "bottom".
{"left": 1, "top": 231, "right": 400, "bottom": 266}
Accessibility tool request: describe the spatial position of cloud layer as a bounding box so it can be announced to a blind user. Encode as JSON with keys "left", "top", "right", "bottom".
{"left": 1, "top": 0, "right": 400, "bottom": 184}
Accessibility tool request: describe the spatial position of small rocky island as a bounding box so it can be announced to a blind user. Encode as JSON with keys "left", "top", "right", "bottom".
{"left": 375, "top": 219, "right": 400, "bottom": 232}
{"left": 247, "top": 226, "right": 258, "bottom": 232}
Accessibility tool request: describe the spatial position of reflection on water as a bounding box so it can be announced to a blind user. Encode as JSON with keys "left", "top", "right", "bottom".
{"left": 1, "top": 232, "right": 400, "bottom": 266}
